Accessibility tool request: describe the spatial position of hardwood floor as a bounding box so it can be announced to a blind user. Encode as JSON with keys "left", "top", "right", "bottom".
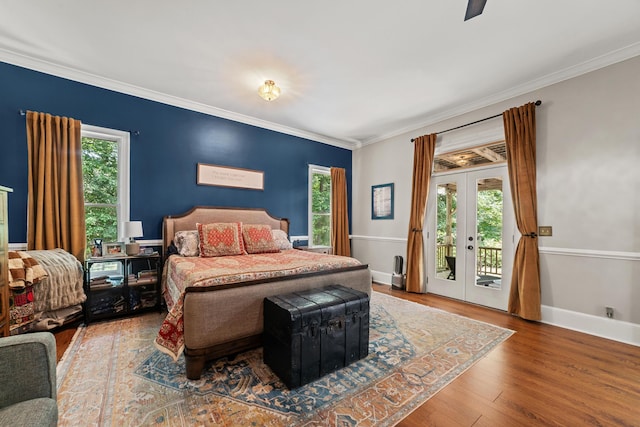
{"left": 54, "top": 284, "right": 640, "bottom": 426}
{"left": 53, "top": 326, "right": 77, "bottom": 362}
{"left": 371, "top": 284, "right": 640, "bottom": 427}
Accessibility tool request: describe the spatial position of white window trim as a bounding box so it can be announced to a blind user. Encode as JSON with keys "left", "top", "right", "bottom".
{"left": 308, "top": 164, "right": 331, "bottom": 247}
{"left": 81, "top": 124, "right": 130, "bottom": 241}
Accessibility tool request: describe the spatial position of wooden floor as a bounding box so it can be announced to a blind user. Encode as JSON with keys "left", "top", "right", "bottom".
{"left": 54, "top": 283, "right": 640, "bottom": 426}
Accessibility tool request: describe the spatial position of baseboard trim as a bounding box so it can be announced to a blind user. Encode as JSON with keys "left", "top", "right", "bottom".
{"left": 371, "top": 269, "right": 393, "bottom": 285}
{"left": 541, "top": 305, "right": 640, "bottom": 347}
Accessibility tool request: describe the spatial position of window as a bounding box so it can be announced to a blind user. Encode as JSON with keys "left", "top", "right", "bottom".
{"left": 308, "top": 165, "right": 331, "bottom": 247}
{"left": 433, "top": 141, "right": 506, "bottom": 171}
{"left": 81, "top": 125, "right": 130, "bottom": 252}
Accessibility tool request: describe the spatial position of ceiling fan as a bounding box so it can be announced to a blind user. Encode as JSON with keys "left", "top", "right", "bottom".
{"left": 465, "top": 0, "right": 487, "bottom": 20}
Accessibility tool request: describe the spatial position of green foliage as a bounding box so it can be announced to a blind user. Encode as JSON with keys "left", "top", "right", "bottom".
{"left": 436, "top": 186, "right": 457, "bottom": 244}
{"left": 82, "top": 138, "right": 118, "bottom": 204}
{"left": 476, "top": 189, "right": 503, "bottom": 248}
{"left": 82, "top": 137, "right": 119, "bottom": 249}
{"left": 311, "top": 172, "right": 331, "bottom": 246}
{"left": 435, "top": 184, "right": 503, "bottom": 271}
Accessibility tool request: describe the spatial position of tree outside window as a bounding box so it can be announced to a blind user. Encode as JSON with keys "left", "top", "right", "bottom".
{"left": 82, "top": 137, "right": 119, "bottom": 250}
{"left": 309, "top": 167, "right": 331, "bottom": 247}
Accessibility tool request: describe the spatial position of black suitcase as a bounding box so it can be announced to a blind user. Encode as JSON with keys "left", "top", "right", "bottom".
{"left": 263, "top": 284, "right": 370, "bottom": 389}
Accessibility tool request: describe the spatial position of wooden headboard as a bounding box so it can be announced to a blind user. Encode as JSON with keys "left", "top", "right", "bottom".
{"left": 162, "top": 206, "right": 289, "bottom": 251}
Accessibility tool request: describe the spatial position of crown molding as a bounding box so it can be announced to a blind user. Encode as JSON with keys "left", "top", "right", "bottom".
{"left": 360, "top": 41, "right": 640, "bottom": 147}
{"left": 0, "top": 48, "right": 360, "bottom": 151}
{"left": 4, "top": 41, "right": 639, "bottom": 151}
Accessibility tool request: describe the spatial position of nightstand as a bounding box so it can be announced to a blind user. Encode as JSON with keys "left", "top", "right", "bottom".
{"left": 84, "top": 253, "right": 161, "bottom": 323}
{"left": 295, "top": 246, "right": 333, "bottom": 255}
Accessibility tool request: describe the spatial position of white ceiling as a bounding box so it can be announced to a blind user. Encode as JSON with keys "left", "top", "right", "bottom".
{"left": 1, "top": 1, "right": 639, "bottom": 149}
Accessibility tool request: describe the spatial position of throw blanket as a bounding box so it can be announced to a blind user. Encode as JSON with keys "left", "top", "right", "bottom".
{"left": 9, "top": 249, "right": 85, "bottom": 332}
{"left": 8, "top": 251, "right": 48, "bottom": 330}
{"left": 27, "top": 249, "right": 85, "bottom": 312}
{"left": 155, "top": 249, "right": 362, "bottom": 360}
{"left": 8, "top": 251, "right": 48, "bottom": 289}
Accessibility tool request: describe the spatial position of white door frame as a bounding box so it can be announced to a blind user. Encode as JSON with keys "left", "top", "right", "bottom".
{"left": 424, "top": 163, "right": 515, "bottom": 311}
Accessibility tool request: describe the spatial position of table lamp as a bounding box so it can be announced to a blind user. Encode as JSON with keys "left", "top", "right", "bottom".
{"left": 123, "top": 221, "right": 143, "bottom": 255}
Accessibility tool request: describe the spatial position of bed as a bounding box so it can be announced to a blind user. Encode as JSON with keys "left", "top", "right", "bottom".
{"left": 154, "top": 206, "right": 372, "bottom": 380}
{"left": 8, "top": 249, "right": 86, "bottom": 334}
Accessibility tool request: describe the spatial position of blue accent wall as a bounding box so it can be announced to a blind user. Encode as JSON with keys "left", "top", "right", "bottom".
{"left": 0, "top": 62, "right": 352, "bottom": 243}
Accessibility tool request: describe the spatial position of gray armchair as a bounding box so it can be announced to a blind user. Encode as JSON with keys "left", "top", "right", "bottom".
{"left": 0, "top": 332, "right": 58, "bottom": 426}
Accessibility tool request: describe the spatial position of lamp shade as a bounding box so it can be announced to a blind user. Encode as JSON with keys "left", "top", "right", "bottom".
{"left": 123, "top": 221, "right": 143, "bottom": 239}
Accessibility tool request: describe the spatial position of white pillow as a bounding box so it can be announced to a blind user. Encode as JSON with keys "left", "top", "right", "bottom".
{"left": 271, "top": 229, "right": 293, "bottom": 250}
{"left": 174, "top": 230, "right": 200, "bottom": 257}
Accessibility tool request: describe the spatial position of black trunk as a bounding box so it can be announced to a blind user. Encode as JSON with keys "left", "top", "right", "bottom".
{"left": 263, "top": 284, "right": 370, "bottom": 389}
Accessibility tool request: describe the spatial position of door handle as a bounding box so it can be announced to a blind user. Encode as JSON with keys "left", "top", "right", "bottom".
{"left": 467, "top": 245, "right": 474, "bottom": 250}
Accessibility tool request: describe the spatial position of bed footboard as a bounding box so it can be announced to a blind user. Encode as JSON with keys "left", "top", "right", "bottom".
{"left": 182, "top": 266, "right": 371, "bottom": 379}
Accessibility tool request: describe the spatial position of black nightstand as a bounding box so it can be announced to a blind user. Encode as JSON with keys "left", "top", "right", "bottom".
{"left": 83, "top": 253, "right": 161, "bottom": 323}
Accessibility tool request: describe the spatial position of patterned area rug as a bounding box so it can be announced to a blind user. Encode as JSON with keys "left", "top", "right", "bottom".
{"left": 57, "top": 292, "right": 513, "bottom": 426}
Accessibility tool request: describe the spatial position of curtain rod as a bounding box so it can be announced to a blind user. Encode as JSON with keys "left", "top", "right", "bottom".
{"left": 411, "top": 100, "right": 541, "bottom": 142}
{"left": 18, "top": 109, "right": 141, "bottom": 136}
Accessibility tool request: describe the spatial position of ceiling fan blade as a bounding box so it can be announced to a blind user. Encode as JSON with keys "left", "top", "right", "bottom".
{"left": 464, "top": 0, "right": 487, "bottom": 21}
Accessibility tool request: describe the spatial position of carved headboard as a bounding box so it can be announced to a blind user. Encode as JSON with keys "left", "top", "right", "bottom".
{"left": 162, "top": 206, "right": 289, "bottom": 251}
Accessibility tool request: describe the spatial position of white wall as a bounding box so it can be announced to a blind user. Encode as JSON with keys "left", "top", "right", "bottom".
{"left": 352, "top": 56, "right": 640, "bottom": 340}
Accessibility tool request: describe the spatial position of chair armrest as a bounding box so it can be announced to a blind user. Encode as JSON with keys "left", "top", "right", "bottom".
{"left": 0, "top": 332, "right": 57, "bottom": 409}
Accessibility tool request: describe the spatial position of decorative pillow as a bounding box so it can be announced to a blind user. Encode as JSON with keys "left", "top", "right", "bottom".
{"left": 174, "top": 230, "right": 200, "bottom": 257}
{"left": 271, "top": 229, "right": 293, "bottom": 250}
{"left": 242, "top": 224, "right": 280, "bottom": 254}
{"left": 197, "top": 222, "right": 246, "bottom": 257}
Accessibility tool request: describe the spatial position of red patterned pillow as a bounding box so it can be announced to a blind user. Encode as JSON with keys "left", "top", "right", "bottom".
{"left": 242, "top": 224, "right": 280, "bottom": 254}
{"left": 197, "top": 222, "right": 246, "bottom": 257}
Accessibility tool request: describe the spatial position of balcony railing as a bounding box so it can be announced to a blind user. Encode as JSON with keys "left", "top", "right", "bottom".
{"left": 436, "top": 244, "right": 502, "bottom": 277}
{"left": 477, "top": 246, "right": 502, "bottom": 276}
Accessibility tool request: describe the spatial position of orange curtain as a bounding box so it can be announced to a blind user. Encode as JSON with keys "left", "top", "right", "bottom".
{"left": 405, "top": 134, "right": 436, "bottom": 293}
{"left": 330, "top": 167, "right": 351, "bottom": 257}
{"left": 26, "top": 111, "right": 86, "bottom": 261}
{"left": 503, "top": 102, "right": 541, "bottom": 320}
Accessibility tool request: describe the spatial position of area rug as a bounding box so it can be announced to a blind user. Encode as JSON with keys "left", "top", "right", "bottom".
{"left": 56, "top": 292, "right": 513, "bottom": 426}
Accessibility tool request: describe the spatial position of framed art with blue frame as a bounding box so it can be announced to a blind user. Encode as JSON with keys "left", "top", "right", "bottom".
{"left": 371, "top": 183, "right": 394, "bottom": 220}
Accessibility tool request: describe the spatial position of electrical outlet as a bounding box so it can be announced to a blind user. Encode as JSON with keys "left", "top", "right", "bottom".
{"left": 606, "top": 307, "right": 614, "bottom": 318}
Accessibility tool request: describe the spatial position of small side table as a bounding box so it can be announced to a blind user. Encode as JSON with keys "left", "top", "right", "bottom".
{"left": 84, "top": 253, "right": 161, "bottom": 323}
{"left": 295, "top": 246, "right": 333, "bottom": 255}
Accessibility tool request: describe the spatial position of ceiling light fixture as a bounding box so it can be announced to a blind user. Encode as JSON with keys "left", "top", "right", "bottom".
{"left": 258, "top": 80, "right": 281, "bottom": 101}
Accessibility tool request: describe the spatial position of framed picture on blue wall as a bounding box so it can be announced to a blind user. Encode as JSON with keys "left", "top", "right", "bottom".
{"left": 371, "top": 183, "right": 394, "bottom": 220}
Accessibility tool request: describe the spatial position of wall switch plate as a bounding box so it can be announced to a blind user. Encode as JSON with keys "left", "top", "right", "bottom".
{"left": 538, "top": 226, "right": 552, "bottom": 236}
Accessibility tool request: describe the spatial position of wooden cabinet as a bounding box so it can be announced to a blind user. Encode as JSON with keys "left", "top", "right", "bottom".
{"left": 0, "top": 186, "right": 13, "bottom": 337}
{"left": 84, "top": 254, "right": 161, "bottom": 323}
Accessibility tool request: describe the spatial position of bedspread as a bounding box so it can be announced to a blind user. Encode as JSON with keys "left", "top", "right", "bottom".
{"left": 155, "top": 249, "right": 362, "bottom": 360}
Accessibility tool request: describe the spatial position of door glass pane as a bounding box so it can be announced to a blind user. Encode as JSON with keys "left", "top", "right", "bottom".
{"left": 475, "top": 177, "right": 503, "bottom": 289}
{"left": 436, "top": 183, "right": 457, "bottom": 281}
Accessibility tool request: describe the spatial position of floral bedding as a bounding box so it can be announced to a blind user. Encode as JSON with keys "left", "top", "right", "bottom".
{"left": 155, "top": 249, "right": 362, "bottom": 360}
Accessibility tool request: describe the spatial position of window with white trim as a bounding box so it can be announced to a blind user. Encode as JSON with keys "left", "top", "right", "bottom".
{"left": 81, "top": 125, "right": 130, "bottom": 257}
{"left": 308, "top": 165, "right": 331, "bottom": 247}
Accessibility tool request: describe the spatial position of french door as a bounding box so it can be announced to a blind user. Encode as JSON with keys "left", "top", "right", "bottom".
{"left": 425, "top": 165, "right": 515, "bottom": 310}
